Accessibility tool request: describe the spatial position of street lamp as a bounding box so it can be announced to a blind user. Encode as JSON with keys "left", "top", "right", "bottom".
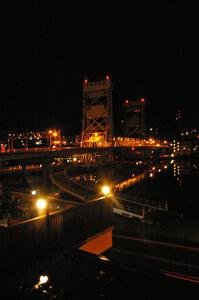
{"left": 34, "top": 275, "right": 49, "bottom": 289}
{"left": 36, "top": 198, "right": 47, "bottom": 210}
{"left": 48, "top": 130, "right": 53, "bottom": 149}
{"left": 36, "top": 198, "right": 48, "bottom": 216}
{"left": 39, "top": 275, "right": 48, "bottom": 284}
{"left": 31, "top": 190, "right": 37, "bottom": 196}
{"left": 101, "top": 185, "right": 111, "bottom": 196}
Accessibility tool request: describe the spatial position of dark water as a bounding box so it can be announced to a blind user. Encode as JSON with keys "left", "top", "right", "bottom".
{"left": 71, "top": 159, "right": 199, "bottom": 220}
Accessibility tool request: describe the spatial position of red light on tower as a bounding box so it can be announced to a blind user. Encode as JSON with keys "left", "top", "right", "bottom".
{"left": 125, "top": 99, "right": 129, "bottom": 104}
{"left": 140, "top": 98, "right": 145, "bottom": 103}
{"left": 84, "top": 79, "right": 88, "bottom": 84}
{"left": 106, "top": 75, "right": 110, "bottom": 80}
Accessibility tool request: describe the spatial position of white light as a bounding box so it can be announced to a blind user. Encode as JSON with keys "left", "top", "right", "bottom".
{"left": 39, "top": 275, "right": 48, "bottom": 284}
{"left": 31, "top": 190, "right": 37, "bottom": 196}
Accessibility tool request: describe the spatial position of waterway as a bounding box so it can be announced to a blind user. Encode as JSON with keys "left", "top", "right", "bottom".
{"left": 1, "top": 158, "right": 199, "bottom": 298}
{"left": 70, "top": 158, "right": 199, "bottom": 219}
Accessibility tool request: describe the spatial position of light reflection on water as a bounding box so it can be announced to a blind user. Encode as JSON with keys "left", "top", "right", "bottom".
{"left": 71, "top": 159, "right": 199, "bottom": 219}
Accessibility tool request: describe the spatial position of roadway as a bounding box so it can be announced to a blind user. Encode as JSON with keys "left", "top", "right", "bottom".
{"left": 50, "top": 169, "right": 99, "bottom": 201}
{"left": 0, "top": 144, "right": 169, "bottom": 162}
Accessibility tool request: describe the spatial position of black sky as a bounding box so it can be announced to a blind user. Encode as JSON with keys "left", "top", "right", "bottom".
{"left": 0, "top": 1, "right": 199, "bottom": 136}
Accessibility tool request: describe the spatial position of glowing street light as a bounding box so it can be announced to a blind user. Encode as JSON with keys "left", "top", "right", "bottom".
{"left": 102, "top": 185, "right": 111, "bottom": 196}
{"left": 31, "top": 190, "right": 37, "bottom": 196}
{"left": 39, "top": 275, "right": 48, "bottom": 284}
{"left": 34, "top": 275, "right": 49, "bottom": 289}
{"left": 36, "top": 198, "right": 47, "bottom": 210}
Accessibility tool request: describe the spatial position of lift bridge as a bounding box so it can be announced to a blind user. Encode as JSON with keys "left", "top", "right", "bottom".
{"left": 0, "top": 77, "right": 168, "bottom": 158}
{"left": 81, "top": 76, "right": 167, "bottom": 149}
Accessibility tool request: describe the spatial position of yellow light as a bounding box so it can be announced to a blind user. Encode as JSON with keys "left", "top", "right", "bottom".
{"left": 53, "top": 132, "right": 57, "bottom": 137}
{"left": 36, "top": 199, "right": 47, "bottom": 210}
{"left": 48, "top": 130, "right": 52, "bottom": 134}
{"left": 73, "top": 157, "right": 77, "bottom": 162}
{"left": 35, "top": 275, "right": 49, "bottom": 289}
{"left": 99, "top": 255, "right": 110, "bottom": 262}
{"left": 102, "top": 185, "right": 111, "bottom": 196}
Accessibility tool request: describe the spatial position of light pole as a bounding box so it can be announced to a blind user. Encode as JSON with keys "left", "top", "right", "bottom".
{"left": 36, "top": 198, "right": 48, "bottom": 216}
{"left": 101, "top": 185, "right": 111, "bottom": 197}
{"left": 48, "top": 130, "right": 52, "bottom": 149}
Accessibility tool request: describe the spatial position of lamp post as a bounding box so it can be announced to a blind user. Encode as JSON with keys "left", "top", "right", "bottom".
{"left": 36, "top": 198, "right": 48, "bottom": 216}
{"left": 48, "top": 130, "right": 52, "bottom": 149}
{"left": 101, "top": 185, "right": 111, "bottom": 197}
{"left": 36, "top": 198, "right": 50, "bottom": 239}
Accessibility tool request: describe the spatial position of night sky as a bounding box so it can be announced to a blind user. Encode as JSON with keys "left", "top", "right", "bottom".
{"left": 0, "top": 1, "right": 199, "bottom": 137}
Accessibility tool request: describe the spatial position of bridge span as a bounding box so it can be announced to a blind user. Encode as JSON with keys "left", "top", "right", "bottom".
{"left": 0, "top": 142, "right": 169, "bottom": 163}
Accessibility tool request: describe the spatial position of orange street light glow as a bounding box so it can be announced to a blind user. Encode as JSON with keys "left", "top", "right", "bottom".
{"left": 36, "top": 199, "right": 47, "bottom": 210}
{"left": 102, "top": 185, "right": 111, "bottom": 196}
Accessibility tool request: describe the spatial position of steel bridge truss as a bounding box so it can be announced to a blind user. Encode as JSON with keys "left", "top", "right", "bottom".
{"left": 7, "top": 130, "right": 61, "bottom": 150}
{"left": 81, "top": 77, "right": 113, "bottom": 147}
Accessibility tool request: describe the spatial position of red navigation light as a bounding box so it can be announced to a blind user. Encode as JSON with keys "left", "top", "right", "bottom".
{"left": 140, "top": 98, "right": 145, "bottom": 103}
{"left": 84, "top": 79, "right": 88, "bottom": 84}
{"left": 106, "top": 75, "right": 110, "bottom": 80}
{"left": 125, "top": 99, "right": 129, "bottom": 104}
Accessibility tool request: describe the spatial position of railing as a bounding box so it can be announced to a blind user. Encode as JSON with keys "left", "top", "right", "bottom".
{"left": 112, "top": 193, "right": 168, "bottom": 219}
{"left": 113, "top": 202, "right": 144, "bottom": 217}
{"left": 118, "top": 195, "right": 168, "bottom": 211}
{"left": 0, "top": 197, "right": 114, "bottom": 268}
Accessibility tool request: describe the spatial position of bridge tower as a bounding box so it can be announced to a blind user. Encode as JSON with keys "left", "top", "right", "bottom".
{"left": 123, "top": 98, "right": 146, "bottom": 138}
{"left": 81, "top": 76, "right": 113, "bottom": 147}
